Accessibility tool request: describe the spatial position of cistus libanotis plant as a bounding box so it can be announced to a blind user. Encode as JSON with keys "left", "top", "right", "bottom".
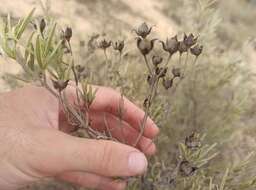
{"left": 0, "top": 8, "right": 255, "bottom": 190}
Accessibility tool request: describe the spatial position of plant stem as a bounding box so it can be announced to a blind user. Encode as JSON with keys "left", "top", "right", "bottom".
{"left": 133, "top": 78, "right": 157, "bottom": 147}
{"left": 67, "top": 41, "right": 85, "bottom": 122}
{"left": 103, "top": 49, "right": 109, "bottom": 78}
{"left": 41, "top": 73, "right": 58, "bottom": 98}
{"left": 117, "top": 93, "right": 126, "bottom": 143}
{"left": 182, "top": 52, "right": 189, "bottom": 78}
{"left": 143, "top": 55, "right": 153, "bottom": 75}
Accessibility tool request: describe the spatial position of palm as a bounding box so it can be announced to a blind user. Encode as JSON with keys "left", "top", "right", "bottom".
{"left": 15, "top": 85, "right": 158, "bottom": 155}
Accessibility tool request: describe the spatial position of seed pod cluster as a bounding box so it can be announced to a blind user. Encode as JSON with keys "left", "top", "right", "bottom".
{"left": 134, "top": 23, "right": 204, "bottom": 91}
{"left": 160, "top": 33, "right": 203, "bottom": 57}
{"left": 185, "top": 133, "right": 201, "bottom": 149}
{"left": 179, "top": 160, "right": 198, "bottom": 177}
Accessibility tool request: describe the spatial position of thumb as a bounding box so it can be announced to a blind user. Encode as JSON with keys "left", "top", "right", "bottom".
{"left": 28, "top": 128, "right": 148, "bottom": 177}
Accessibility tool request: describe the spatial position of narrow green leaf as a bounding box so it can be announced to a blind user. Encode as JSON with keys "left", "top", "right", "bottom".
{"left": 27, "top": 44, "right": 35, "bottom": 71}
{"left": 44, "top": 23, "right": 56, "bottom": 55}
{"left": 35, "top": 35, "right": 43, "bottom": 68}
{"left": 7, "top": 14, "right": 11, "bottom": 32}
{"left": 0, "top": 17, "right": 6, "bottom": 34}
{"left": 44, "top": 40, "right": 62, "bottom": 69}
{"left": 14, "top": 18, "right": 23, "bottom": 36}
{"left": 47, "top": 68, "right": 58, "bottom": 79}
{"left": 2, "top": 34, "right": 15, "bottom": 59}
{"left": 199, "top": 143, "right": 217, "bottom": 159}
{"left": 15, "top": 8, "right": 36, "bottom": 40}
{"left": 25, "top": 31, "right": 35, "bottom": 61}
{"left": 179, "top": 143, "right": 188, "bottom": 158}
{"left": 220, "top": 168, "right": 229, "bottom": 190}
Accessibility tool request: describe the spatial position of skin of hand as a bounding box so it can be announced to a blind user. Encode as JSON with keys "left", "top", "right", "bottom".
{"left": 0, "top": 84, "right": 159, "bottom": 190}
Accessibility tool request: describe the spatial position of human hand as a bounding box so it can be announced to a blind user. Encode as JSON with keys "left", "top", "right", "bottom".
{"left": 0, "top": 84, "right": 159, "bottom": 190}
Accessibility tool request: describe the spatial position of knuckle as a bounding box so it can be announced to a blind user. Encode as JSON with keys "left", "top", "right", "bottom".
{"left": 98, "top": 141, "right": 114, "bottom": 173}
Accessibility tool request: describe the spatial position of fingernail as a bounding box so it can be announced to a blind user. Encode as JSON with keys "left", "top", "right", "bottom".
{"left": 128, "top": 152, "right": 147, "bottom": 174}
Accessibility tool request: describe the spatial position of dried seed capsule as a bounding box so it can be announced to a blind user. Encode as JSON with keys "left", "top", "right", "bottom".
{"left": 134, "top": 22, "right": 152, "bottom": 39}
{"left": 147, "top": 75, "right": 156, "bottom": 86}
{"left": 162, "top": 78, "right": 173, "bottom": 90}
{"left": 143, "top": 98, "right": 151, "bottom": 108}
{"left": 152, "top": 55, "right": 163, "bottom": 66}
{"left": 75, "top": 65, "right": 85, "bottom": 73}
{"left": 185, "top": 133, "right": 201, "bottom": 149}
{"left": 112, "top": 40, "right": 125, "bottom": 53}
{"left": 190, "top": 44, "right": 203, "bottom": 57}
{"left": 40, "top": 18, "right": 46, "bottom": 34}
{"left": 160, "top": 35, "right": 179, "bottom": 56}
{"left": 156, "top": 67, "right": 167, "bottom": 78}
{"left": 98, "top": 39, "right": 111, "bottom": 50}
{"left": 64, "top": 27, "right": 73, "bottom": 42}
{"left": 52, "top": 79, "right": 69, "bottom": 92}
{"left": 172, "top": 68, "right": 181, "bottom": 78}
{"left": 179, "top": 160, "right": 198, "bottom": 177}
{"left": 178, "top": 41, "right": 188, "bottom": 54}
{"left": 184, "top": 33, "right": 198, "bottom": 48}
{"left": 136, "top": 38, "right": 157, "bottom": 56}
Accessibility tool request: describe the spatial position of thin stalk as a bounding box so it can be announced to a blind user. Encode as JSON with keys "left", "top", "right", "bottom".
{"left": 178, "top": 53, "right": 182, "bottom": 65}
{"left": 133, "top": 78, "right": 157, "bottom": 147}
{"left": 41, "top": 72, "right": 58, "bottom": 98}
{"left": 62, "top": 90, "right": 100, "bottom": 138}
{"left": 118, "top": 93, "right": 126, "bottom": 144}
{"left": 142, "top": 54, "right": 172, "bottom": 150}
{"left": 41, "top": 72, "right": 102, "bottom": 138}
{"left": 103, "top": 49, "right": 109, "bottom": 78}
{"left": 67, "top": 41, "right": 84, "bottom": 120}
{"left": 166, "top": 53, "right": 172, "bottom": 67}
{"left": 103, "top": 113, "right": 113, "bottom": 139}
{"left": 182, "top": 52, "right": 189, "bottom": 78}
{"left": 123, "top": 57, "right": 130, "bottom": 75}
{"left": 143, "top": 55, "right": 153, "bottom": 75}
{"left": 171, "top": 55, "right": 199, "bottom": 95}
{"left": 119, "top": 52, "right": 122, "bottom": 64}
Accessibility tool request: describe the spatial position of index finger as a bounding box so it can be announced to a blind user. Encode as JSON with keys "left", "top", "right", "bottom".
{"left": 89, "top": 86, "right": 159, "bottom": 139}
